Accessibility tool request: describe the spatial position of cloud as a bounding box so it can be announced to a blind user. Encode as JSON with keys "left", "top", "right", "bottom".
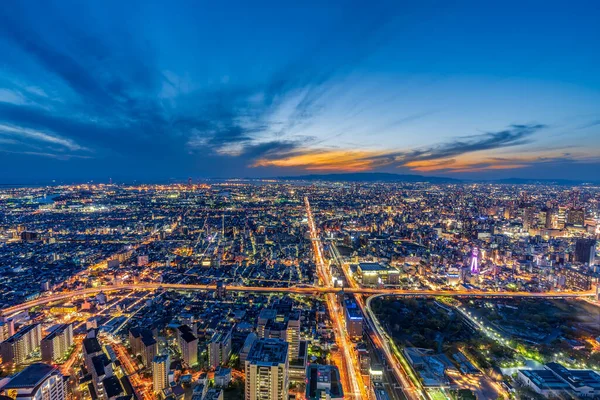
{"left": 0, "top": 123, "right": 87, "bottom": 151}
{"left": 254, "top": 124, "right": 549, "bottom": 172}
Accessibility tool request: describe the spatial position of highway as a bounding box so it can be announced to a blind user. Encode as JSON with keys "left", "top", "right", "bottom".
{"left": 2, "top": 284, "right": 595, "bottom": 316}
{"left": 305, "top": 196, "right": 367, "bottom": 400}
{"left": 330, "top": 242, "right": 422, "bottom": 400}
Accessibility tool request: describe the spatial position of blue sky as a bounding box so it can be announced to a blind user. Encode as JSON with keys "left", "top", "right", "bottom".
{"left": 0, "top": 0, "right": 599, "bottom": 182}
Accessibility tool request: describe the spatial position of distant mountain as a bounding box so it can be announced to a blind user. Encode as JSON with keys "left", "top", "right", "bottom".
{"left": 277, "top": 172, "right": 461, "bottom": 183}
{"left": 488, "top": 177, "right": 599, "bottom": 186}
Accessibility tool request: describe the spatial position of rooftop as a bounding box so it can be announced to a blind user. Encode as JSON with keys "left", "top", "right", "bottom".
{"left": 4, "top": 363, "right": 57, "bottom": 389}
{"left": 246, "top": 338, "right": 288, "bottom": 366}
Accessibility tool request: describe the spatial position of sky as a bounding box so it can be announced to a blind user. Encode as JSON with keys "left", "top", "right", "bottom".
{"left": 0, "top": 0, "right": 599, "bottom": 183}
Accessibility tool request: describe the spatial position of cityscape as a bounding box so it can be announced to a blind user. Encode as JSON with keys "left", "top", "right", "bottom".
{"left": 0, "top": 181, "right": 598, "bottom": 400}
{"left": 1, "top": 1, "right": 600, "bottom": 400}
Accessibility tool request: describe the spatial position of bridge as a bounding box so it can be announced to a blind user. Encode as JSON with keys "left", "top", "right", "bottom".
{"left": 2, "top": 283, "right": 595, "bottom": 316}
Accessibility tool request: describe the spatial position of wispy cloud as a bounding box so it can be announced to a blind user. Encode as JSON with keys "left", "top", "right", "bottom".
{"left": 0, "top": 123, "right": 88, "bottom": 151}
{"left": 254, "top": 124, "right": 550, "bottom": 173}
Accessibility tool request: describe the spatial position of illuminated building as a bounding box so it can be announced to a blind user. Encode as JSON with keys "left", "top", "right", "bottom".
{"left": 176, "top": 325, "right": 198, "bottom": 366}
{"left": 305, "top": 364, "right": 344, "bottom": 400}
{"left": 239, "top": 333, "right": 257, "bottom": 365}
{"left": 567, "top": 208, "right": 585, "bottom": 227}
{"left": 518, "top": 362, "right": 600, "bottom": 398}
{"left": 244, "top": 339, "right": 288, "bottom": 400}
{"left": 129, "top": 327, "right": 158, "bottom": 367}
{"left": 41, "top": 323, "right": 73, "bottom": 362}
{"left": 355, "top": 262, "right": 400, "bottom": 286}
{"left": 285, "top": 311, "right": 301, "bottom": 359}
{"left": 469, "top": 247, "right": 479, "bottom": 274}
{"left": 0, "top": 324, "right": 42, "bottom": 365}
{"left": 0, "top": 319, "right": 14, "bottom": 342}
{"left": 49, "top": 305, "right": 77, "bottom": 315}
{"left": 343, "top": 299, "right": 363, "bottom": 339}
{"left": 575, "top": 239, "right": 596, "bottom": 265}
{"left": 152, "top": 354, "right": 170, "bottom": 393}
{"left": 208, "top": 329, "right": 232, "bottom": 369}
{"left": 3, "top": 363, "right": 65, "bottom": 400}
{"left": 446, "top": 267, "right": 461, "bottom": 286}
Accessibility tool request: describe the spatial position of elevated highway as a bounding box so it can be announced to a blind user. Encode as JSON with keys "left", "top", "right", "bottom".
{"left": 2, "top": 283, "right": 595, "bottom": 316}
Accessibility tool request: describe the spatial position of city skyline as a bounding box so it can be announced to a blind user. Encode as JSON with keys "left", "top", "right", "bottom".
{"left": 1, "top": 1, "right": 599, "bottom": 183}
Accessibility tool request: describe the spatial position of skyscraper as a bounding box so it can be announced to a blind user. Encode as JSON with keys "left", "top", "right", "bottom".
{"left": 575, "top": 239, "right": 596, "bottom": 265}
{"left": 152, "top": 354, "right": 170, "bottom": 393}
{"left": 244, "top": 339, "right": 289, "bottom": 400}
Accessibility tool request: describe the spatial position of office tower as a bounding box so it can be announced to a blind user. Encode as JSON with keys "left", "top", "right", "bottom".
{"left": 3, "top": 363, "right": 66, "bottom": 400}
{"left": 575, "top": 239, "right": 596, "bottom": 265}
{"left": 523, "top": 206, "right": 535, "bottom": 231}
{"left": 41, "top": 323, "right": 74, "bottom": 362}
{"left": 286, "top": 311, "right": 300, "bottom": 360}
{"left": 343, "top": 299, "right": 363, "bottom": 339}
{"left": 244, "top": 339, "right": 289, "bottom": 400}
{"left": 0, "top": 323, "right": 42, "bottom": 365}
{"left": 129, "top": 327, "right": 158, "bottom": 368}
{"left": 567, "top": 208, "right": 585, "bottom": 227}
{"left": 208, "top": 329, "right": 232, "bottom": 369}
{"left": 557, "top": 207, "right": 566, "bottom": 228}
{"left": 305, "top": 364, "right": 344, "bottom": 400}
{"left": 545, "top": 208, "right": 554, "bottom": 229}
{"left": 152, "top": 354, "right": 170, "bottom": 393}
{"left": 176, "top": 325, "right": 198, "bottom": 366}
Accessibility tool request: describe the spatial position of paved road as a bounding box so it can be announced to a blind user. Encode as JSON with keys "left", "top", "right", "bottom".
{"left": 2, "top": 283, "right": 594, "bottom": 315}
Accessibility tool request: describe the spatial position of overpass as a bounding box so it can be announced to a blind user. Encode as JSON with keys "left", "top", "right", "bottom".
{"left": 1, "top": 283, "right": 595, "bottom": 316}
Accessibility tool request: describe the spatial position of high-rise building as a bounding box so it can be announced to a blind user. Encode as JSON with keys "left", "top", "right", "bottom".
{"left": 344, "top": 299, "right": 363, "bottom": 340}
{"left": 567, "top": 208, "right": 585, "bottom": 227}
{"left": 257, "top": 309, "right": 277, "bottom": 339}
{"left": 208, "top": 329, "right": 232, "bottom": 369}
{"left": 305, "top": 364, "right": 344, "bottom": 400}
{"left": 176, "top": 325, "right": 198, "bottom": 367}
{"left": 3, "top": 363, "right": 66, "bottom": 400}
{"left": 152, "top": 354, "right": 170, "bottom": 393}
{"left": 240, "top": 332, "right": 258, "bottom": 365}
{"left": 523, "top": 206, "right": 536, "bottom": 231}
{"left": 129, "top": 327, "right": 158, "bottom": 368}
{"left": 1, "top": 323, "right": 42, "bottom": 365}
{"left": 41, "top": 323, "right": 73, "bottom": 362}
{"left": 575, "top": 239, "right": 596, "bottom": 265}
{"left": 0, "top": 319, "right": 14, "bottom": 343}
{"left": 244, "top": 339, "right": 289, "bottom": 400}
{"left": 285, "top": 311, "right": 301, "bottom": 360}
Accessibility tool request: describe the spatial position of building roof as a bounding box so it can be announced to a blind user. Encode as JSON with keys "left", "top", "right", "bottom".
{"left": 520, "top": 369, "right": 570, "bottom": 390}
{"left": 306, "top": 364, "right": 343, "bottom": 400}
{"left": 83, "top": 337, "right": 102, "bottom": 354}
{"left": 4, "top": 363, "right": 57, "bottom": 389}
{"left": 3, "top": 324, "right": 39, "bottom": 344}
{"left": 545, "top": 362, "right": 600, "bottom": 390}
{"left": 177, "top": 325, "right": 197, "bottom": 343}
{"left": 246, "top": 338, "right": 288, "bottom": 366}
{"left": 42, "top": 324, "right": 71, "bottom": 341}
{"left": 92, "top": 354, "right": 111, "bottom": 376}
{"left": 153, "top": 354, "right": 170, "bottom": 364}
{"left": 102, "top": 376, "right": 124, "bottom": 398}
